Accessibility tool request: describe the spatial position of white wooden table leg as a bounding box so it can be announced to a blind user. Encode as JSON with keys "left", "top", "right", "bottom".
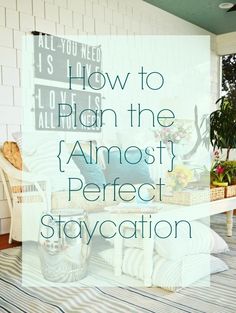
{"left": 226, "top": 210, "right": 234, "bottom": 237}
{"left": 114, "top": 223, "right": 123, "bottom": 276}
{"left": 8, "top": 226, "right": 12, "bottom": 244}
{"left": 143, "top": 216, "right": 154, "bottom": 287}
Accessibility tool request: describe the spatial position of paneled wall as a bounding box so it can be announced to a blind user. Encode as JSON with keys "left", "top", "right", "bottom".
{"left": 0, "top": 0, "right": 219, "bottom": 234}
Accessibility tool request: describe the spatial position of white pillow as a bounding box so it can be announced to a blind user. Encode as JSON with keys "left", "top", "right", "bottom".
{"left": 14, "top": 132, "right": 84, "bottom": 192}
{"left": 99, "top": 247, "right": 228, "bottom": 291}
{"left": 106, "top": 221, "right": 229, "bottom": 259}
{"left": 154, "top": 221, "right": 229, "bottom": 260}
{"left": 211, "top": 228, "right": 229, "bottom": 254}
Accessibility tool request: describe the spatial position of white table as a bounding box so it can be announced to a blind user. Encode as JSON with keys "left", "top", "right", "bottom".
{"left": 106, "top": 197, "right": 235, "bottom": 287}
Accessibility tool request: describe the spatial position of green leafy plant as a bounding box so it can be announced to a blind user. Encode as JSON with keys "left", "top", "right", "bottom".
{"left": 222, "top": 54, "right": 236, "bottom": 105}
{"left": 222, "top": 160, "right": 236, "bottom": 184}
{"left": 210, "top": 97, "right": 236, "bottom": 160}
{"left": 210, "top": 160, "right": 235, "bottom": 185}
{"left": 202, "top": 54, "right": 236, "bottom": 159}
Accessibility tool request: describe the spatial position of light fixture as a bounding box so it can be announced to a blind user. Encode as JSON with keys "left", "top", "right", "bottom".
{"left": 219, "top": 2, "right": 234, "bottom": 9}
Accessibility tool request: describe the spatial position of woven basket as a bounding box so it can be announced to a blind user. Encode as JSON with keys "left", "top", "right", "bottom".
{"left": 210, "top": 186, "right": 225, "bottom": 201}
{"left": 225, "top": 185, "right": 236, "bottom": 198}
{"left": 162, "top": 189, "right": 209, "bottom": 206}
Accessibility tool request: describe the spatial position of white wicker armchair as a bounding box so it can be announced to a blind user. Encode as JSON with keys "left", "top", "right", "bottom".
{"left": 0, "top": 149, "right": 51, "bottom": 243}
{"left": 0, "top": 148, "right": 115, "bottom": 243}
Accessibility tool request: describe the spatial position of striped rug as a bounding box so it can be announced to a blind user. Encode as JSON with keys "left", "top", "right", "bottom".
{"left": 0, "top": 214, "right": 235, "bottom": 313}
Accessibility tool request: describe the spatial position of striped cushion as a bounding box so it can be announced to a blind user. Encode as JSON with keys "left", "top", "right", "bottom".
{"left": 99, "top": 248, "right": 228, "bottom": 291}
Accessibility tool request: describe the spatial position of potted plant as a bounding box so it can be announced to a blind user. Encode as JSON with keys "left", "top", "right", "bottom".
{"left": 186, "top": 55, "right": 236, "bottom": 161}
{"left": 210, "top": 96, "right": 236, "bottom": 161}
{"left": 210, "top": 154, "right": 236, "bottom": 198}
{"left": 211, "top": 161, "right": 232, "bottom": 187}
{"left": 222, "top": 160, "right": 236, "bottom": 185}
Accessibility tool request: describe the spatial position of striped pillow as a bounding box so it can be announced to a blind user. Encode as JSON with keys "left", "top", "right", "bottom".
{"left": 99, "top": 248, "right": 228, "bottom": 291}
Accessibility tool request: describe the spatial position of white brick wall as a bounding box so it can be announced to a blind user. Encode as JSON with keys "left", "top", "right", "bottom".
{"left": 45, "top": 3, "right": 59, "bottom": 22}
{"left": 0, "top": 86, "right": 14, "bottom": 105}
{"left": 0, "top": 26, "right": 13, "bottom": 47}
{"left": 0, "top": 0, "right": 220, "bottom": 234}
{"left": 6, "top": 9, "right": 20, "bottom": 29}
{"left": 17, "top": 0, "right": 32, "bottom": 15}
{"left": 2, "top": 66, "right": 20, "bottom": 86}
{"left": 20, "top": 13, "right": 35, "bottom": 31}
{"left": 0, "top": 217, "right": 11, "bottom": 234}
{"left": 32, "top": 0, "right": 44, "bottom": 18}
{"left": 0, "top": 46, "right": 17, "bottom": 66}
{"left": 0, "top": 0, "right": 16, "bottom": 10}
{"left": 59, "top": 8, "right": 73, "bottom": 27}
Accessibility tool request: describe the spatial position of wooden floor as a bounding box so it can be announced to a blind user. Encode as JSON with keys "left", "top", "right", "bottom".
{"left": 0, "top": 234, "right": 21, "bottom": 250}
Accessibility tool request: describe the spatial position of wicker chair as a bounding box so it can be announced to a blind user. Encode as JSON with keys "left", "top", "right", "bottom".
{"left": 0, "top": 148, "right": 114, "bottom": 243}
{"left": 0, "top": 149, "right": 51, "bottom": 243}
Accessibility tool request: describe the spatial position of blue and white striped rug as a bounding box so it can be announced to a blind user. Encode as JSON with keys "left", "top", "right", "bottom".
{"left": 0, "top": 214, "right": 235, "bottom": 313}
